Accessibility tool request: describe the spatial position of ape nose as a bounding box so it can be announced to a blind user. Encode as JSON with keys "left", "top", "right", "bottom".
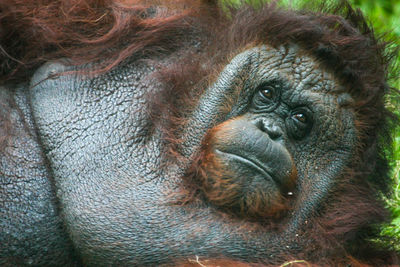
{"left": 255, "top": 119, "right": 283, "bottom": 140}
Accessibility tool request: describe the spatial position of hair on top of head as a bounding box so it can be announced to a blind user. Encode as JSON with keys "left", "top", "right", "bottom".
{"left": 0, "top": 1, "right": 398, "bottom": 265}
{"left": 0, "top": 0, "right": 397, "bottom": 95}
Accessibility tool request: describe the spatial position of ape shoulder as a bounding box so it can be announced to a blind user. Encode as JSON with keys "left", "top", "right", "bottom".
{"left": 0, "top": 85, "right": 77, "bottom": 265}
{"left": 0, "top": 0, "right": 398, "bottom": 266}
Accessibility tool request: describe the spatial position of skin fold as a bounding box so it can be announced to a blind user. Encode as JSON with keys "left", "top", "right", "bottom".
{"left": 0, "top": 1, "right": 398, "bottom": 266}
{"left": 16, "top": 45, "right": 353, "bottom": 265}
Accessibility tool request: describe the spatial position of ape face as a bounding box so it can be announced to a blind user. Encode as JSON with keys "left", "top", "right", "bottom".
{"left": 24, "top": 44, "right": 355, "bottom": 265}
{"left": 1, "top": 0, "right": 397, "bottom": 265}
{"left": 198, "top": 45, "right": 355, "bottom": 219}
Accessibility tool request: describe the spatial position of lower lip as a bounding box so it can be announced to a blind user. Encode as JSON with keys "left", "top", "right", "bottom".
{"left": 215, "top": 149, "right": 274, "bottom": 184}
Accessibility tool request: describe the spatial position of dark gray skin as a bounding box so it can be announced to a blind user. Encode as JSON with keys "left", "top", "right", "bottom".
{"left": 1, "top": 44, "right": 355, "bottom": 266}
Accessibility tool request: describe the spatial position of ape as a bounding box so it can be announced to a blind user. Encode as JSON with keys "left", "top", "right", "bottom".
{"left": 0, "top": 0, "right": 398, "bottom": 266}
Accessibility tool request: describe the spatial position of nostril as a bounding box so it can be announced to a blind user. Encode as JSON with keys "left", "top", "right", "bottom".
{"left": 255, "top": 120, "right": 266, "bottom": 132}
{"left": 267, "top": 125, "right": 283, "bottom": 140}
{"left": 255, "top": 119, "right": 282, "bottom": 140}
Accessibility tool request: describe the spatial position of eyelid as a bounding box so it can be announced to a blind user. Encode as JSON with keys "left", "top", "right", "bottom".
{"left": 260, "top": 86, "right": 275, "bottom": 99}
{"left": 257, "top": 81, "right": 281, "bottom": 98}
{"left": 287, "top": 107, "right": 313, "bottom": 139}
{"left": 251, "top": 86, "right": 280, "bottom": 113}
{"left": 290, "top": 106, "right": 313, "bottom": 116}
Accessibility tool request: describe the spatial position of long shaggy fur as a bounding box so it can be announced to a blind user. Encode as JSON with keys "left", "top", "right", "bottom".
{"left": 1, "top": 0, "right": 398, "bottom": 266}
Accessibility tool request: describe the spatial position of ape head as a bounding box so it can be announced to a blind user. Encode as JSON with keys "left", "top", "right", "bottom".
{"left": 193, "top": 45, "right": 354, "bottom": 219}
{"left": 0, "top": 0, "right": 398, "bottom": 266}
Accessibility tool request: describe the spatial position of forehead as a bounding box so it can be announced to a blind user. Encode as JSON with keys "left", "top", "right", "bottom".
{"left": 251, "top": 45, "right": 340, "bottom": 95}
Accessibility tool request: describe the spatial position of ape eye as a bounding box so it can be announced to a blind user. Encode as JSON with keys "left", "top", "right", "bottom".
{"left": 292, "top": 113, "right": 307, "bottom": 123}
{"left": 260, "top": 87, "right": 274, "bottom": 99}
{"left": 251, "top": 82, "right": 280, "bottom": 113}
{"left": 286, "top": 108, "right": 313, "bottom": 140}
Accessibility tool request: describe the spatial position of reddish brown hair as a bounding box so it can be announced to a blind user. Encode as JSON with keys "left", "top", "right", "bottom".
{"left": 1, "top": 0, "right": 398, "bottom": 265}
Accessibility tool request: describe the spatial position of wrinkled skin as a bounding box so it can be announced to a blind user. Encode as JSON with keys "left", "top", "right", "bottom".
{"left": 1, "top": 44, "right": 356, "bottom": 266}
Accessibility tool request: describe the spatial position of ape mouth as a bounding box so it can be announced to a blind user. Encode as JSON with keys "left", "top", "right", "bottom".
{"left": 214, "top": 149, "right": 276, "bottom": 184}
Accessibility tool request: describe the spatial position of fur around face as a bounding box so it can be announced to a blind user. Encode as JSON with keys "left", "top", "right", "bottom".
{"left": 0, "top": 0, "right": 398, "bottom": 266}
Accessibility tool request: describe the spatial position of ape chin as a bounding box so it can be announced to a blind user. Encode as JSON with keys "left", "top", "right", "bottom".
{"left": 0, "top": 0, "right": 398, "bottom": 266}
{"left": 199, "top": 117, "right": 297, "bottom": 218}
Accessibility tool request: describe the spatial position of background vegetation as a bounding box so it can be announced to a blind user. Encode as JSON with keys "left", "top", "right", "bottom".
{"left": 225, "top": 0, "right": 400, "bottom": 251}
{"left": 347, "top": 0, "right": 400, "bottom": 252}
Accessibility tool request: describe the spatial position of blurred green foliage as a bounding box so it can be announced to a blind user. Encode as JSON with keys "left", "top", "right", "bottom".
{"left": 348, "top": 0, "right": 400, "bottom": 252}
